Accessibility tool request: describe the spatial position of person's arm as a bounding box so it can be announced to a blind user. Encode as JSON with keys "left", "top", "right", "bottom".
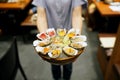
{"left": 72, "top": 6, "right": 83, "bottom": 34}
{"left": 37, "top": 7, "right": 48, "bottom": 32}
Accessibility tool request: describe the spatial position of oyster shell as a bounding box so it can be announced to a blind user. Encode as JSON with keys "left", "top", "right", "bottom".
{"left": 46, "top": 28, "right": 56, "bottom": 37}
{"left": 57, "top": 28, "right": 66, "bottom": 36}
{"left": 37, "top": 32, "right": 50, "bottom": 40}
{"left": 48, "top": 48, "right": 62, "bottom": 58}
{"left": 70, "top": 42, "right": 87, "bottom": 49}
{"left": 67, "top": 29, "right": 76, "bottom": 38}
{"left": 33, "top": 40, "right": 41, "bottom": 46}
{"left": 35, "top": 46, "right": 50, "bottom": 55}
{"left": 63, "top": 46, "right": 78, "bottom": 56}
{"left": 38, "top": 39, "right": 51, "bottom": 47}
{"left": 71, "top": 35, "right": 87, "bottom": 42}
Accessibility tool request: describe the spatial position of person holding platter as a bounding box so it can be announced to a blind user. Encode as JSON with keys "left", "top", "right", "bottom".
{"left": 32, "top": 0, "right": 87, "bottom": 80}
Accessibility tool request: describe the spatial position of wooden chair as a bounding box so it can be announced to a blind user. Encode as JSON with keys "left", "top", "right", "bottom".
{"left": 0, "top": 37, "right": 27, "bottom": 80}
{"left": 97, "top": 33, "right": 116, "bottom": 76}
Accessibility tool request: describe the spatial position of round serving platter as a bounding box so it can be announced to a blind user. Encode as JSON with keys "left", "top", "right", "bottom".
{"left": 33, "top": 28, "right": 87, "bottom": 65}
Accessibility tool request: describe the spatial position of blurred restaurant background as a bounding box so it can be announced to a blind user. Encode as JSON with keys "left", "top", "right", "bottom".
{"left": 0, "top": 0, "right": 120, "bottom": 80}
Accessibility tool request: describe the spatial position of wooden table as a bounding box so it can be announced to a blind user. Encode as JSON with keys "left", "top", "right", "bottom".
{"left": 93, "top": 0, "right": 120, "bottom": 16}
{"left": 93, "top": 0, "right": 120, "bottom": 33}
{"left": 21, "top": 14, "right": 36, "bottom": 27}
{"left": 0, "top": 0, "right": 32, "bottom": 35}
{"left": 0, "top": 0, "right": 31, "bottom": 10}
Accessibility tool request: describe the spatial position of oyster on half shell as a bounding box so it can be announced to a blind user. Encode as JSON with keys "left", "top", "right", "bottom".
{"left": 63, "top": 46, "right": 78, "bottom": 56}
{"left": 35, "top": 46, "right": 50, "bottom": 55}
{"left": 48, "top": 48, "right": 62, "bottom": 58}
{"left": 70, "top": 42, "right": 87, "bottom": 49}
